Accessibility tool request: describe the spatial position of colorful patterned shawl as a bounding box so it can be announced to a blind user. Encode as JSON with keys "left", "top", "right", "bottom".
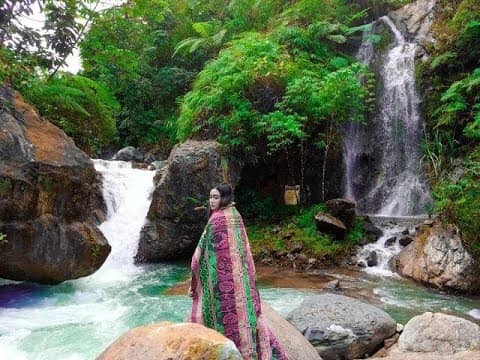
{"left": 190, "top": 205, "right": 288, "bottom": 360}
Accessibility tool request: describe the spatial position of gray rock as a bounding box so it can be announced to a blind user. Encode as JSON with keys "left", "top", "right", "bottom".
{"left": 366, "top": 250, "right": 378, "bottom": 267}
{"left": 398, "top": 312, "right": 480, "bottom": 354}
{"left": 394, "top": 224, "right": 480, "bottom": 292}
{"left": 112, "top": 146, "right": 144, "bottom": 162}
{"left": 385, "top": 237, "right": 397, "bottom": 247}
{"left": 136, "top": 140, "right": 242, "bottom": 262}
{"left": 286, "top": 294, "right": 396, "bottom": 359}
{"left": 398, "top": 236, "right": 413, "bottom": 247}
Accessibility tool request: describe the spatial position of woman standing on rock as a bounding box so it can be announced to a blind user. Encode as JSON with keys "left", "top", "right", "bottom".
{"left": 189, "top": 183, "right": 288, "bottom": 360}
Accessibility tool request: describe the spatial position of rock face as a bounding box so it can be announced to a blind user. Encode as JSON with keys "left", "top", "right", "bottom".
{"left": 0, "top": 86, "right": 110, "bottom": 284}
{"left": 286, "top": 294, "right": 396, "bottom": 360}
{"left": 136, "top": 140, "right": 241, "bottom": 262}
{"left": 262, "top": 302, "right": 322, "bottom": 360}
{"left": 398, "top": 312, "right": 480, "bottom": 354}
{"left": 314, "top": 213, "right": 347, "bottom": 240}
{"left": 392, "top": 224, "right": 480, "bottom": 293}
{"left": 389, "top": 0, "right": 440, "bottom": 43}
{"left": 97, "top": 322, "right": 242, "bottom": 360}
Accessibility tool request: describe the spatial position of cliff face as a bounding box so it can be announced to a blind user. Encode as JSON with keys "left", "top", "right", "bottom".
{"left": 0, "top": 86, "right": 110, "bottom": 284}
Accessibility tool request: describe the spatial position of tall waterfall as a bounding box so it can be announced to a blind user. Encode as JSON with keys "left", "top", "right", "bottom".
{"left": 344, "top": 17, "right": 432, "bottom": 216}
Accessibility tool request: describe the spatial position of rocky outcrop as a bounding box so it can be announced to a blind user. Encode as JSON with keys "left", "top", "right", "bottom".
{"left": 136, "top": 140, "right": 242, "bottom": 262}
{"left": 389, "top": 0, "right": 440, "bottom": 43}
{"left": 392, "top": 223, "right": 480, "bottom": 293}
{"left": 96, "top": 322, "right": 242, "bottom": 360}
{"left": 262, "top": 302, "right": 322, "bottom": 360}
{"left": 376, "top": 312, "right": 480, "bottom": 359}
{"left": 0, "top": 86, "right": 110, "bottom": 284}
{"left": 286, "top": 294, "right": 396, "bottom": 360}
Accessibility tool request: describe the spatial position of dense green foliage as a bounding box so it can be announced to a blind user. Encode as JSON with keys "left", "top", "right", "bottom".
{"left": 418, "top": 0, "right": 480, "bottom": 253}
{"left": 432, "top": 147, "right": 480, "bottom": 253}
{"left": 22, "top": 74, "right": 119, "bottom": 153}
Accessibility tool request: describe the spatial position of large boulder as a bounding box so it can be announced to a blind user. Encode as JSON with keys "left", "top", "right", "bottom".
{"left": 286, "top": 294, "right": 396, "bottom": 359}
{"left": 398, "top": 312, "right": 480, "bottom": 354}
{"left": 262, "top": 302, "right": 322, "bottom": 360}
{"left": 378, "top": 312, "right": 480, "bottom": 359}
{"left": 392, "top": 224, "right": 480, "bottom": 293}
{"left": 314, "top": 213, "right": 347, "bottom": 240}
{"left": 0, "top": 86, "right": 110, "bottom": 284}
{"left": 97, "top": 322, "right": 242, "bottom": 360}
{"left": 136, "top": 140, "right": 242, "bottom": 262}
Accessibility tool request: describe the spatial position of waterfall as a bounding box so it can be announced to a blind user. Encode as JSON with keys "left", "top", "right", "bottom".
{"left": 343, "top": 17, "right": 432, "bottom": 216}
{"left": 90, "top": 159, "right": 156, "bottom": 280}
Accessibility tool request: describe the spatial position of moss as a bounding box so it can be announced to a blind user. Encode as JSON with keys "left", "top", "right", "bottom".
{"left": 0, "top": 232, "right": 7, "bottom": 245}
{"left": 90, "top": 243, "right": 101, "bottom": 259}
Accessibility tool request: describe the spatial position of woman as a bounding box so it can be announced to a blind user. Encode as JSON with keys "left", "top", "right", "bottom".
{"left": 189, "top": 184, "right": 288, "bottom": 360}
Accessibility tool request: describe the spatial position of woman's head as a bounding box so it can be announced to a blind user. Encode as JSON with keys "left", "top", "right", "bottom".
{"left": 209, "top": 183, "right": 233, "bottom": 211}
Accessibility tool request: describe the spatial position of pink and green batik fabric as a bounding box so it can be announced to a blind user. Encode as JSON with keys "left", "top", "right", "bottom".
{"left": 190, "top": 205, "right": 288, "bottom": 360}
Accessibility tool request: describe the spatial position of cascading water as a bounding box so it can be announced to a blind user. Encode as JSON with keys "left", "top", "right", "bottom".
{"left": 89, "top": 160, "right": 155, "bottom": 281}
{"left": 344, "top": 16, "right": 432, "bottom": 217}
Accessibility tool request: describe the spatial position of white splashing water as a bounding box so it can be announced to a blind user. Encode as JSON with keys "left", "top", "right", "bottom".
{"left": 89, "top": 159, "right": 156, "bottom": 282}
{"left": 357, "top": 223, "right": 406, "bottom": 277}
{"left": 343, "top": 17, "right": 431, "bottom": 216}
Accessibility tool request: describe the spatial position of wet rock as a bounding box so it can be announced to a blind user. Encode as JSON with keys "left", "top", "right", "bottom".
{"left": 366, "top": 250, "right": 378, "bottom": 267}
{"left": 136, "top": 140, "right": 242, "bottom": 262}
{"left": 398, "top": 312, "right": 480, "bottom": 354}
{"left": 385, "top": 237, "right": 397, "bottom": 247}
{"left": 286, "top": 294, "right": 396, "bottom": 359}
{"left": 148, "top": 160, "right": 167, "bottom": 170}
{"left": 401, "top": 228, "right": 409, "bottom": 235}
{"left": 399, "top": 236, "right": 413, "bottom": 247}
{"left": 97, "top": 322, "right": 242, "bottom": 360}
{"left": 112, "top": 146, "right": 144, "bottom": 162}
{"left": 314, "top": 213, "right": 347, "bottom": 240}
{"left": 0, "top": 86, "right": 109, "bottom": 284}
{"left": 394, "top": 224, "right": 480, "bottom": 293}
{"left": 325, "top": 198, "right": 356, "bottom": 230}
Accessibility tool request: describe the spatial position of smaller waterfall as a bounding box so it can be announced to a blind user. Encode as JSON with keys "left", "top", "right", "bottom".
{"left": 343, "top": 16, "right": 432, "bottom": 216}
